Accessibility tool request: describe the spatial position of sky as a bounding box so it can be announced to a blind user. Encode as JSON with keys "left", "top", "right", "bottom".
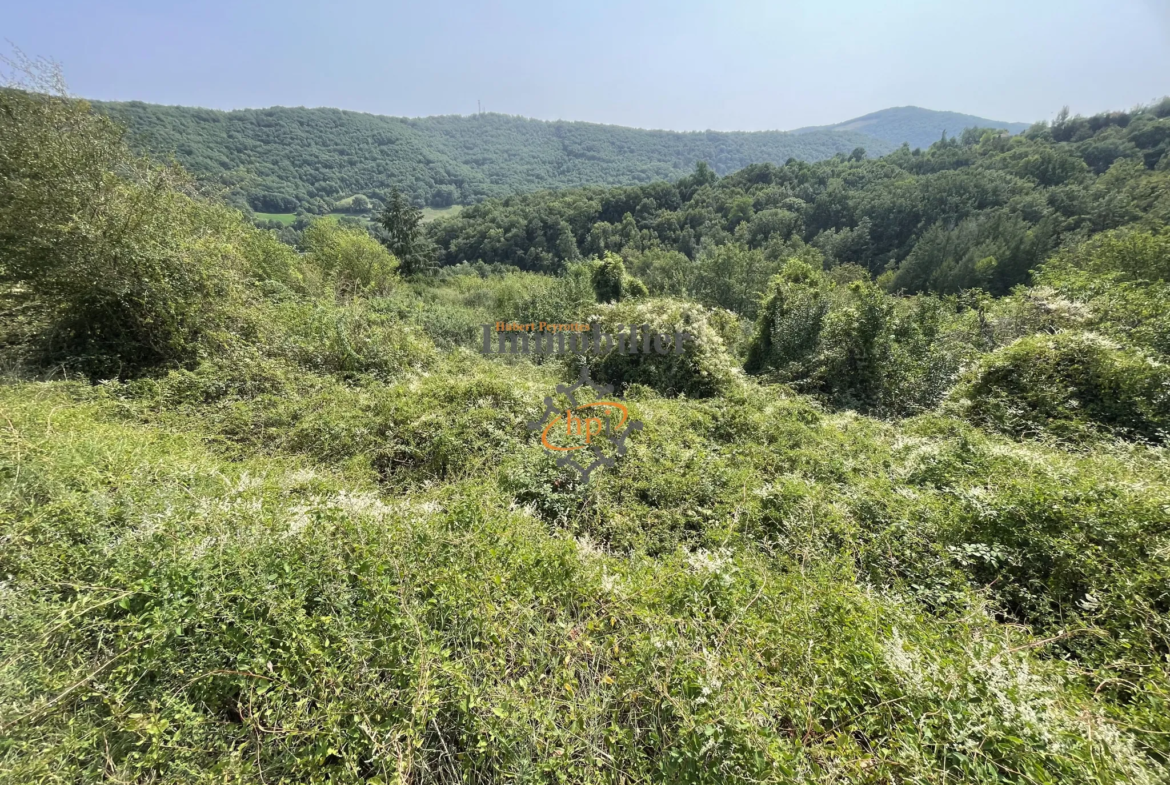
{"left": 5, "top": 0, "right": 1170, "bottom": 131}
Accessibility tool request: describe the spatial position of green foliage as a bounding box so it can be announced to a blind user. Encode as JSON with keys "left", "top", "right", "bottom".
{"left": 0, "top": 81, "right": 263, "bottom": 377}
{"left": 691, "top": 243, "right": 784, "bottom": 318}
{"left": 250, "top": 299, "right": 438, "bottom": 382}
{"left": 375, "top": 188, "right": 430, "bottom": 276}
{"left": 747, "top": 263, "right": 980, "bottom": 415}
{"left": 948, "top": 332, "right": 1170, "bottom": 443}
{"left": 814, "top": 280, "right": 901, "bottom": 411}
{"left": 4, "top": 371, "right": 1169, "bottom": 782}
{"left": 1031, "top": 228, "right": 1170, "bottom": 360}
{"left": 93, "top": 100, "right": 896, "bottom": 209}
{"left": 428, "top": 100, "right": 1170, "bottom": 298}
{"left": 301, "top": 220, "right": 399, "bottom": 295}
{"left": 624, "top": 247, "right": 695, "bottom": 296}
{"left": 745, "top": 260, "right": 830, "bottom": 377}
{"left": 1043, "top": 225, "right": 1170, "bottom": 283}
{"left": 239, "top": 224, "right": 306, "bottom": 288}
{"left": 623, "top": 274, "right": 649, "bottom": 299}
{"left": 6, "top": 67, "right": 1170, "bottom": 783}
{"left": 890, "top": 209, "right": 1049, "bottom": 294}
{"left": 578, "top": 298, "right": 742, "bottom": 398}
{"left": 591, "top": 252, "right": 626, "bottom": 302}
{"left": 363, "top": 266, "right": 597, "bottom": 353}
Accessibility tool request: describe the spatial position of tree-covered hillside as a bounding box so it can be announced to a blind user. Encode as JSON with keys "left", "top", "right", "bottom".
{"left": 91, "top": 100, "right": 896, "bottom": 213}
{"left": 427, "top": 101, "right": 1170, "bottom": 296}
{"left": 793, "top": 106, "right": 1032, "bottom": 150}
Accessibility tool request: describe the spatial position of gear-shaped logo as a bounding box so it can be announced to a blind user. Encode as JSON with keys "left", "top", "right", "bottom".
{"left": 526, "top": 366, "right": 644, "bottom": 483}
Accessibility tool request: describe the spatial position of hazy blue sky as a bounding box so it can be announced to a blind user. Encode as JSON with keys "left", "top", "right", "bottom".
{"left": 5, "top": 0, "right": 1169, "bottom": 130}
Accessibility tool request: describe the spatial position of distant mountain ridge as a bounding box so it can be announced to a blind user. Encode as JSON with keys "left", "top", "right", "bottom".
{"left": 91, "top": 100, "right": 1032, "bottom": 213}
{"left": 92, "top": 101, "right": 896, "bottom": 213}
{"left": 793, "top": 106, "right": 1031, "bottom": 150}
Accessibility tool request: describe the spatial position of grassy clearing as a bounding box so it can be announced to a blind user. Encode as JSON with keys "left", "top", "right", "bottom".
{"left": 253, "top": 206, "right": 460, "bottom": 228}
{"left": 253, "top": 211, "right": 297, "bottom": 225}
{"left": 422, "top": 204, "right": 464, "bottom": 223}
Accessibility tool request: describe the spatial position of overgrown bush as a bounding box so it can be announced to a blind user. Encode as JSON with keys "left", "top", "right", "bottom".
{"left": 0, "top": 64, "right": 317, "bottom": 378}
{"left": 814, "top": 279, "right": 901, "bottom": 411}
{"left": 301, "top": 220, "right": 399, "bottom": 296}
{"left": 623, "top": 247, "right": 694, "bottom": 296}
{"left": 0, "top": 83, "right": 256, "bottom": 376}
{"left": 744, "top": 259, "right": 829, "bottom": 378}
{"left": 747, "top": 263, "right": 978, "bottom": 415}
{"left": 1043, "top": 225, "right": 1170, "bottom": 283}
{"left": 591, "top": 252, "right": 625, "bottom": 302}
{"left": 374, "top": 267, "right": 596, "bottom": 349}
{"left": 578, "top": 298, "right": 741, "bottom": 397}
{"left": 3, "top": 384, "right": 1166, "bottom": 783}
{"left": 691, "top": 242, "right": 785, "bottom": 318}
{"left": 247, "top": 299, "right": 438, "bottom": 381}
{"left": 1033, "top": 228, "right": 1170, "bottom": 359}
{"left": 590, "top": 252, "right": 646, "bottom": 302}
{"left": 948, "top": 331, "right": 1170, "bottom": 442}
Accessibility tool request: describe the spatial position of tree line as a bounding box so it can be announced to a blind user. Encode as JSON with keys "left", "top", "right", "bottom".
{"left": 426, "top": 101, "right": 1170, "bottom": 299}
{"left": 91, "top": 100, "right": 895, "bottom": 214}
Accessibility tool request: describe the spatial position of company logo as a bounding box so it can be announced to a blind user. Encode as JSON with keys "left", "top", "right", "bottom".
{"left": 527, "top": 367, "right": 643, "bottom": 483}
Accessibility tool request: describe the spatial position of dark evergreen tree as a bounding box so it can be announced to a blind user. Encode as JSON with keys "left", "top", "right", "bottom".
{"left": 376, "top": 188, "right": 430, "bottom": 275}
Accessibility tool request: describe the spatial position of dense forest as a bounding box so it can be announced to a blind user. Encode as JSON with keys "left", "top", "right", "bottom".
{"left": 92, "top": 100, "right": 896, "bottom": 213}
{"left": 793, "top": 106, "right": 1030, "bottom": 150}
{"left": 425, "top": 102, "right": 1170, "bottom": 298}
{"left": 5, "top": 60, "right": 1170, "bottom": 784}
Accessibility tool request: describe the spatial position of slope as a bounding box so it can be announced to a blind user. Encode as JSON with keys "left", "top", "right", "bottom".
{"left": 91, "top": 100, "right": 895, "bottom": 212}
{"left": 793, "top": 105, "right": 1031, "bottom": 149}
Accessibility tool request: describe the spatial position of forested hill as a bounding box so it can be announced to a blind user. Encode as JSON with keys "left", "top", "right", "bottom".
{"left": 794, "top": 106, "right": 1031, "bottom": 150}
{"left": 427, "top": 100, "right": 1170, "bottom": 297}
{"left": 91, "top": 100, "right": 895, "bottom": 213}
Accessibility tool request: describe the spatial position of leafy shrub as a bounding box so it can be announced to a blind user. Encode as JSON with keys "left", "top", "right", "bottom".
{"left": 591, "top": 252, "right": 626, "bottom": 302}
{"left": 814, "top": 279, "right": 900, "bottom": 411}
{"left": 748, "top": 264, "right": 976, "bottom": 415}
{"left": 623, "top": 273, "right": 649, "bottom": 298}
{"left": 880, "top": 295, "right": 983, "bottom": 415}
{"left": 949, "top": 331, "right": 1170, "bottom": 442}
{"left": 577, "top": 298, "right": 741, "bottom": 397}
{"left": 374, "top": 267, "right": 596, "bottom": 350}
{"left": 0, "top": 85, "right": 254, "bottom": 376}
{"left": 744, "top": 259, "right": 829, "bottom": 378}
{"left": 1043, "top": 225, "right": 1170, "bottom": 283}
{"left": 3, "top": 385, "right": 1165, "bottom": 783}
{"left": 145, "top": 345, "right": 302, "bottom": 405}
{"left": 132, "top": 353, "right": 537, "bottom": 487}
{"left": 1033, "top": 229, "right": 1170, "bottom": 359}
{"left": 981, "top": 285, "right": 1092, "bottom": 346}
{"left": 301, "top": 220, "right": 399, "bottom": 296}
{"left": 623, "top": 247, "right": 694, "bottom": 296}
{"left": 487, "top": 264, "right": 597, "bottom": 325}
{"left": 691, "top": 243, "right": 784, "bottom": 318}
